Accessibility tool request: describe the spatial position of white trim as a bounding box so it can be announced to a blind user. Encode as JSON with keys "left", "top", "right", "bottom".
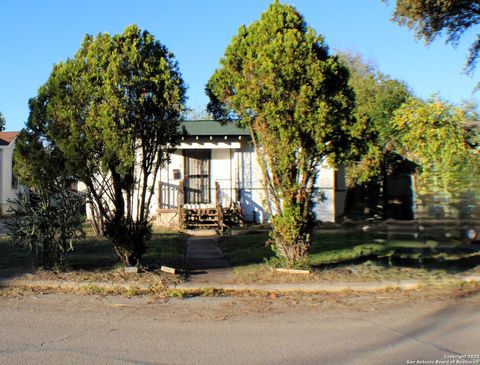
{"left": 179, "top": 142, "right": 241, "bottom": 149}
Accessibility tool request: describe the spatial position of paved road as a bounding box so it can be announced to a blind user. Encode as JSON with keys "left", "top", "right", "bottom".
{"left": 0, "top": 289, "right": 479, "bottom": 365}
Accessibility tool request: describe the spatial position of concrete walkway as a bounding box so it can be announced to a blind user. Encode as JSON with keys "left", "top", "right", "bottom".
{"left": 184, "top": 230, "right": 236, "bottom": 284}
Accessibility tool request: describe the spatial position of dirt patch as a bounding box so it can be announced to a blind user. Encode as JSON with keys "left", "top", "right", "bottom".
{"left": 0, "top": 267, "right": 183, "bottom": 298}
{"left": 15, "top": 267, "right": 181, "bottom": 284}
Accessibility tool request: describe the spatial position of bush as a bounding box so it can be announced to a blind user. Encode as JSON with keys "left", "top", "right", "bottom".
{"left": 103, "top": 216, "right": 151, "bottom": 267}
{"left": 7, "top": 184, "right": 85, "bottom": 269}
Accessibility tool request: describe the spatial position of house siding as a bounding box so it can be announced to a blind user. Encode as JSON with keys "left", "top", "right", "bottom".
{"left": 313, "top": 162, "right": 338, "bottom": 222}
{"left": 84, "top": 134, "right": 345, "bottom": 226}
{"left": 235, "top": 144, "right": 268, "bottom": 223}
{"left": 0, "top": 138, "right": 19, "bottom": 215}
{"left": 210, "top": 148, "right": 233, "bottom": 206}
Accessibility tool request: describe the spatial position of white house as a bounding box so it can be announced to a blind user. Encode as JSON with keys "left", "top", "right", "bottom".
{"left": 0, "top": 132, "right": 20, "bottom": 215}
{"left": 152, "top": 121, "right": 346, "bottom": 228}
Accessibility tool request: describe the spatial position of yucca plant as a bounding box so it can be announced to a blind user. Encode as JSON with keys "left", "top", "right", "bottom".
{"left": 7, "top": 182, "right": 85, "bottom": 269}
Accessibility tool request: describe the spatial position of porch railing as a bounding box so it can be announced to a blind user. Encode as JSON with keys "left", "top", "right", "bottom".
{"left": 158, "top": 179, "right": 242, "bottom": 229}
{"left": 159, "top": 179, "right": 239, "bottom": 210}
{"left": 158, "top": 181, "right": 180, "bottom": 209}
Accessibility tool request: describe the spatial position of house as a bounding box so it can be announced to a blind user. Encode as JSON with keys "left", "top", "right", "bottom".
{"left": 152, "top": 121, "right": 346, "bottom": 228}
{"left": 0, "top": 132, "right": 20, "bottom": 215}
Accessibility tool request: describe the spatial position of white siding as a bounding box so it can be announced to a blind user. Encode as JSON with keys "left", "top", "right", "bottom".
{"left": 0, "top": 141, "right": 19, "bottom": 215}
{"left": 211, "top": 149, "right": 233, "bottom": 206}
{"left": 85, "top": 137, "right": 344, "bottom": 225}
{"left": 236, "top": 147, "right": 341, "bottom": 223}
{"left": 236, "top": 143, "right": 269, "bottom": 223}
{"left": 153, "top": 150, "right": 184, "bottom": 212}
{"left": 313, "top": 162, "right": 336, "bottom": 222}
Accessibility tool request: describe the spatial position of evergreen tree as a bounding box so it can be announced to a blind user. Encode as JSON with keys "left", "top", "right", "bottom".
{"left": 207, "top": 1, "right": 356, "bottom": 266}
{"left": 15, "top": 25, "right": 186, "bottom": 266}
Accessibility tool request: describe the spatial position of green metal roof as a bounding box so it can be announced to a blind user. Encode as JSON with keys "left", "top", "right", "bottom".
{"left": 181, "top": 120, "right": 249, "bottom": 136}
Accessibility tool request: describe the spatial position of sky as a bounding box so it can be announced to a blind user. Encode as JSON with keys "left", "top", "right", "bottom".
{"left": 1, "top": 0, "right": 479, "bottom": 132}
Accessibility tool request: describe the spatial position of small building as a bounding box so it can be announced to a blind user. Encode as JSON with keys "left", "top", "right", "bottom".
{"left": 0, "top": 132, "right": 20, "bottom": 215}
{"left": 153, "top": 121, "right": 345, "bottom": 228}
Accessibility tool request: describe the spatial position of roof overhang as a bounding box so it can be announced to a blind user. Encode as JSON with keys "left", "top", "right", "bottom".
{"left": 178, "top": 142, "right": 241, "bottom": 149}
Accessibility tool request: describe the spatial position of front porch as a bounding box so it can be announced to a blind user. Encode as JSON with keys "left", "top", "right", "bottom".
{"left": 157, "top": 179, "right": 243, "bottom": 230}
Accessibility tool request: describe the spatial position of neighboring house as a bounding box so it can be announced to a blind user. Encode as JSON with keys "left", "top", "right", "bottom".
{"left": 0, "top": 132, "right": 20, "bottom": 216}
{"left": 153, "top": 121, "right": 346, "bottom": 228}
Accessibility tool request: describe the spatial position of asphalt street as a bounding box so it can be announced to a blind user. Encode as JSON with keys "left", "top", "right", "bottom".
{"left": 0, "top": 289, "right": 479, "bottom": 365}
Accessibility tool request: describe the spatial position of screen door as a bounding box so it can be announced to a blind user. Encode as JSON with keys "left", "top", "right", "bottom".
{"left": 184, "top": 149, "right": 211, "bottom": 204}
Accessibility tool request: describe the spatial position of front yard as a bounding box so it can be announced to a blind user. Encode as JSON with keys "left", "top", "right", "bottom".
{"left": 0, "top": 230, "right": 186, "bottom": 287}
{"left": 218, "top": 228, "right": 480, "bottom": 284}
{"left": 1, "top": 224, "right": 480, "bottom": 293}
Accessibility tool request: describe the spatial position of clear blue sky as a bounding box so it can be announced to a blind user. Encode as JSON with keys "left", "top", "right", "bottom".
{"left": 1, "top": 0, "right": 479, "bottom": 131}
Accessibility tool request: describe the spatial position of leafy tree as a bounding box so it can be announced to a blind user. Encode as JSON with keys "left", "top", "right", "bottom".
{"left": 388, "top": 0, "right": 480, "bottom": 72}
{"left": 460, "top": 100, "right": 480, "bottom": 149}
{"left": 339, "top": 53, "right": 411, "bottom": 185}
{"left": 206, "top": 1, "right": 356, "bottom": 266}
{"left": 338, "top": 53, "right": 413, "bottom": 219}
{"left": 15, "top": 25, "right": 186, "bottom": 266}
{"left": 7, "top": 181, "right": 85, "bottom": 269}
{"left": 14, "top": 102, "right": 67, "bottom": 192}
{"left": 392, "top": 97, "right": 480, "bottom": 191}
{"left": 0, "top": 111, "right": 5, "bottom": 131}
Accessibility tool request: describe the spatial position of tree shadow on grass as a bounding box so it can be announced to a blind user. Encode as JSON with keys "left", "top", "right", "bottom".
{"left": 0, "top": 237, "right": 34, "bottom": 282}
{"left": 0, "top": 233, "right": 186, "bottom": 283}
{"left": 310, "top": 252, "right": 480, "bottom": 278}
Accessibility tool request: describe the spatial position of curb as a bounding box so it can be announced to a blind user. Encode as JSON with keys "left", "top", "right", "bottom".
{"left": 0, "top": 279, "right": 151, "bottom": 291}
{"left": 174, "top": 277, "right": 480, "bottom": 293}
{"left": 1, "top": 275, "right": 479, "bottom": 294}
{"left": 173, "top": 280, "right": 423, "bottom": 293}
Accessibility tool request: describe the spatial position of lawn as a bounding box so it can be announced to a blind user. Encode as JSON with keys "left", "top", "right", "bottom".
{"left": 0, "top": 229, "right": 186, "bottom": 280}
{"left": 218, "top": 229, "right": 381, "bottom": 267}
{"left": 218, "top": 228, "right": 480, "bottom": 283}
{"left": 67, "top": 231, "right": 186, "bottom": 271}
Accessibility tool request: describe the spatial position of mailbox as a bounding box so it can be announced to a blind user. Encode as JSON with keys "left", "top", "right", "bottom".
{"left": 173, "top": 169, "right": 181, "bottom": 180}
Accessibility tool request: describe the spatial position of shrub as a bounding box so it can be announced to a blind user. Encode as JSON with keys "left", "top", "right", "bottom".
{"left": 7, "top": 184, "right": 85, "bottom": 269}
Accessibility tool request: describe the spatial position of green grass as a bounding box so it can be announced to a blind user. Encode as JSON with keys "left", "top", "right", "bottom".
{"left": 0, "top": 231, "right": 186, "bottom": 274}
{"left": 219, "top": 230, "right": 383, "bottom": 267}
{"left": 219, "top": 229, "right": 480, "bottom": 268}
{"left": 68, "top": 231, "right": 186, "bottom": 270}
{"left": 308, "top": 231, "right": 384, "bottom": 265}
{"left": 218, "top": 231, "right": 275, "bottom": 266}
{"left": 144, "top": 232, "right": 186, "bottom": 269}
{"left": 217, "top": 229, "right": 480, "bottom": 284}
{"left": 0, "top": 236, "right": 31, "bottom": 271}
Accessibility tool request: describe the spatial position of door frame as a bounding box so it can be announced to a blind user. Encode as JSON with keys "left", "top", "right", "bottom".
{"left": 183, "top": 149, "right": 211, "bottom": 204}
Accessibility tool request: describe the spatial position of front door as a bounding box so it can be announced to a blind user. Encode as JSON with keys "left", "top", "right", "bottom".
{"left": 184, "top": 149, "right": 211, "bottom": 204}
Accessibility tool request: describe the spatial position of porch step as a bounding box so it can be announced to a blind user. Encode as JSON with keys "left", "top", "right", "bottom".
{"left": 182, "top": 205, "right": 243, "bottom": 230}
{"left": 187, "top": 222, "right": 218, "bottom": 227}
{"left": 184, "top": 204, "right": 216, "bottom": 210}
